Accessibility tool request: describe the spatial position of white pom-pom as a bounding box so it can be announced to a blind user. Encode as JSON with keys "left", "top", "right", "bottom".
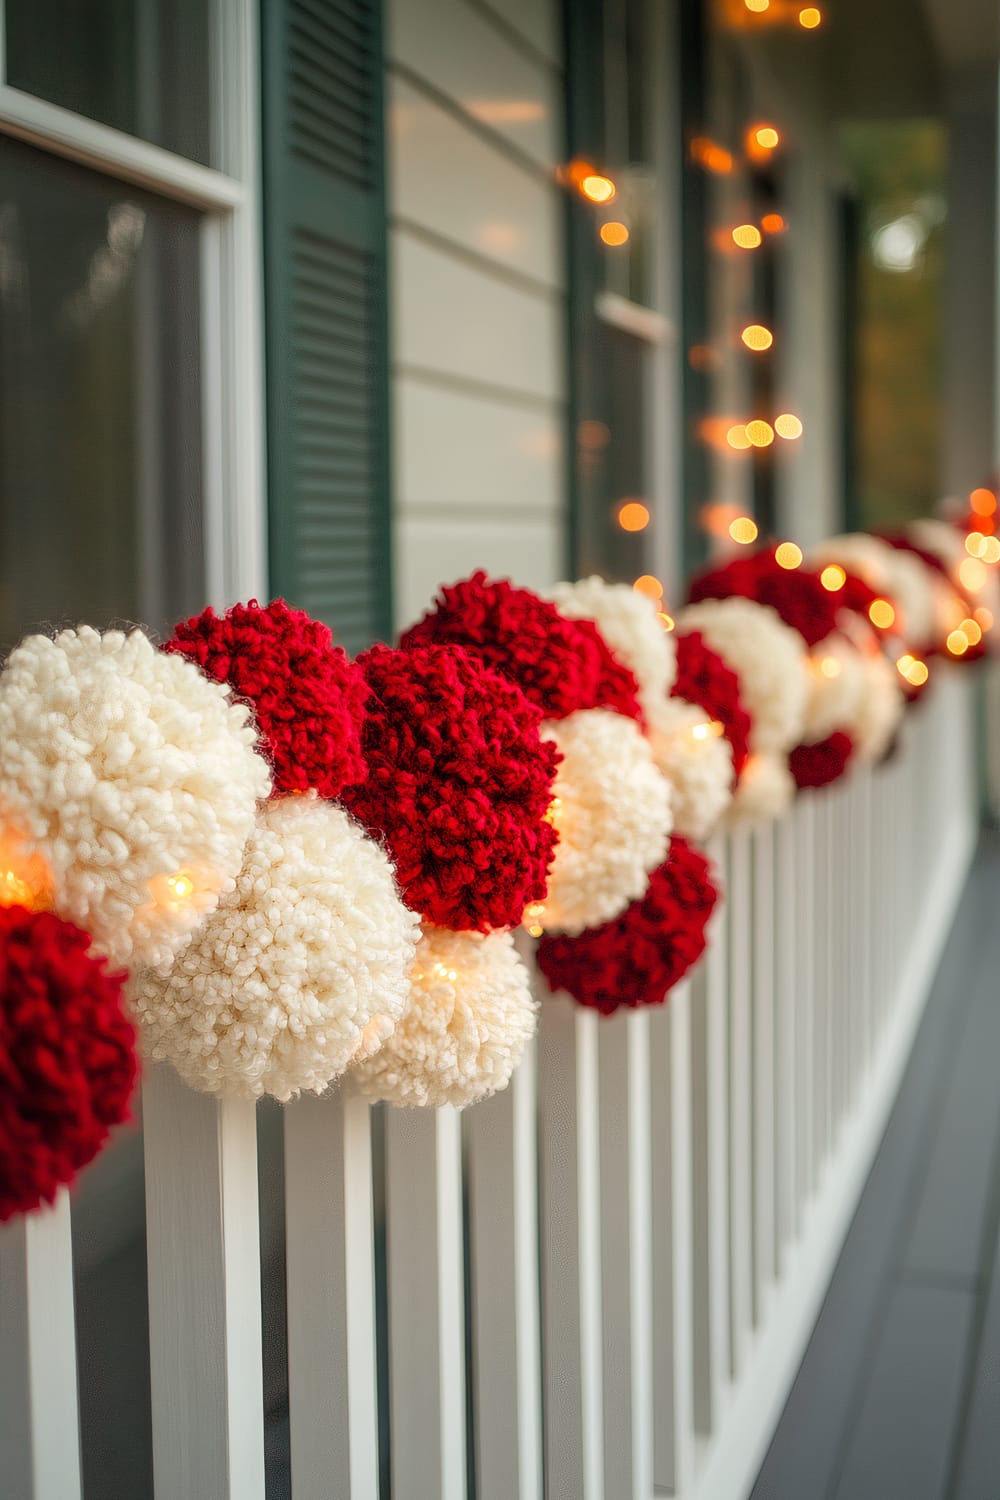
{"left": 547, "top": 577, "right": 677, "bottom": 718}
{"left": 647, "top": 697, "right": 734, "bottom": 841}
{"left": 0, "top": 627, "right": 270, "bottom": 968}
{"left": 812, "top": 534, "right": 935, "bottom": 648}
{"left": 854, "top": 651, "right": 905, "bottom": 762}
{"left": 534, "top": 709, "right": 672, "bottom": 935}
{"left": 352, "top": 926, "right": 537, "bottom": 1109}
{"left": 677, "top": 599, "right": 808, "bottom": 755}
{"left": 130, "top": 795, "right": 420, "bottom": 1101}
{"left": 803, "top": 634, "right": 867, "bottom": 743}
{"left": 724, "top": 753, "right": 795, "bottom": 827}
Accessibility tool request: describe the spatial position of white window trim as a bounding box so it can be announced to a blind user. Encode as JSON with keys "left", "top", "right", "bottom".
{"left": 0, "top": 0, "right": 266, "bottom": 610}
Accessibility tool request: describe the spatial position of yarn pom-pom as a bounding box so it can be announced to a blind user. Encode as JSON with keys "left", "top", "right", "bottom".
{"left": 725, "top": 752, "right": 796, "bottom": 827}
{"left": 803, "top": 634, "right": 867, "bottom": 744}
{"left": 0, "top": 627, "right": 271, "bottom": 969}
{"left": 166, "top": 599, "right": 369, "bottom": 799}
{"left": 0, "top": 905, "right": 137, "bottom": 1221}
{"left": 547, "top": 577, "right": 677, "bottom": 719}
{"left": 401, "top": 571, "right": 642, "bottom": 721}
{"left": 689, "top": 551, "right": 841, "bottom": 648}
{"left": 855, "top": 651, "right": 905, "bottom": 761}
{"left": 672, "top": 629, "right": 752, "bottom": 778}
{"left": 647, "top": 697, "right": 734, "bottom": 842}
{"left": 789, "top": 732, "right": 855, "bottom": 791}
{"left": 531, "top": 709, "right": 672, "bottom": 935}
{"left": 536, "top": 837, "right": 718, "bottom": 1014}
{"left": 130, "top": 795, "right": 420, "bottom": 1101}
{"left": 341, "top": 644, "right": 559, "bottom": 932}
{"left": 812, "top": 534, "right": 935, "bottom": 651}
{"left": 351, "top": 926, "right": 537, "bottom": 1108}
{"left": 678, "top": 599, "right": 808, "bottom": 756}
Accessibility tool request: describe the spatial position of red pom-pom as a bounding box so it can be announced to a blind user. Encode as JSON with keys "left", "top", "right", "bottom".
{"left": 166, "top": 599, "right": 368, "bottom": 798}
{"left": 789, "top": 731, "right": 855, "bottom": 790}
{"left": 688, "top": 551, "right": 840, "bottom": 648}
{"left": 340, "top": 643, "right": 560, "bottom": 932}
{"left": 0, "top": 906, "right": 137, "bottom": 1222}
{"left": 878, "top": 533, "right": 987, "bottom": 662}
{"left": 536, "top": 837, "right": 719, "bottom": 1014}
{"left": 401, "top": 572, "right": 643, "bottom": 721}
{"left": 672, "top": 630, "right": 752, "bottom": 777}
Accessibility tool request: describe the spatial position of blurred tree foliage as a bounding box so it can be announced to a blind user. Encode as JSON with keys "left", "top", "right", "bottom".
{"left": 840, "top": 121, "right": 945, "bottom": 529}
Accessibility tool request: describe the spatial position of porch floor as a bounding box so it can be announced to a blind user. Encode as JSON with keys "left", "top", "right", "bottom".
{"left": 752, "top": 832, "right": 1000, "bottom": 1500}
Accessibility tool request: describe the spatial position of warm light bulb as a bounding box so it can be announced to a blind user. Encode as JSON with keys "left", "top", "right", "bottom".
{"left": 617, "top": 500, "right": 651, "bottom": 532}
{"left": 732, "top": 223, "right": 762, "bottom": 250}
{"left": 970, "top": 488, "right": 997, "bottom": 517}
{"left": 744, "top": 0, "right": 770, "bottom": 10}
{"left": 966, "top": 531, "right": 986, "bottom": 558}
{"left": 658, "top": 611, "right": 676, "bottom": 631}
{"left": 947, "top": 629, "right": 969, "bottom": 656}
{"left": 727, "top": 423, "right": 752, "bottom": 450}
{"left": 754, "top": 126, "right": 780, "bottom": 149}
{"left": 150, "top": 870, "right": 199, "bottom": 909}
{"left": 820, "top": 564, "right": 846, "bottom": 592}
{"left": 741, "top": 324, "right": 774, "bottom": 351}
{"left": 983, "top": 537, "right": 1000, "bottom": 564}
{"left": 775, "top": 541, "right": 803, "bottom": 569}
{"left": 745, "top": 419, "right": 775, "bottom": 447}
{"left": 961, "top": 617, "right": 983, "bottom": 646}
{"left": 820, "top": 656, "right": 841, "bottom": 679}
{"left": 868, "top": 598, "right": 895, "bottom": 630}
{"left": 775, "top": 413, "right": 804, "bottom": 440}
{"left": 633, "top": 574, "right": 664, "bottom": 599}
{"left": 600, "top": 221, "right": 630, "bottom": 246}
{"left": 974, "top": 606, "right": 994, "bottom": 631}
{"left": 761, "top": 213, "right": 786, "bottom": 234}
{"left": 581, "top": 174, "right": 616, "bottom": 203}
{"left": 798, "top": 6, "right": 822, "bottom": 27}
{"left": 0, "top": 835, "right": 53, "bottom": 913}
{"left": 960, "top": 557, "right": 988, "bottom": 592}
{"left": 908, "top": 660, "right": 930, "bottom": 686}
{"left": 729, "top": 516, "right": 759, "bottom": 544}
{"left": 690, "top": 720, "right": 725, "bottom": 742}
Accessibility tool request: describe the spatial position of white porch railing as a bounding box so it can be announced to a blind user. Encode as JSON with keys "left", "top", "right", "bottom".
{"left": 0, "top": 668, "right": 978, "bottom": 1500}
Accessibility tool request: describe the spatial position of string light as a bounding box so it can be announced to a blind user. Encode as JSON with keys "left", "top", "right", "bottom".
{"left": 970, "top": 487, "right": 997, "bottom": 517}
{"left": 960, "top": 617, "right": 983, "bottom": 646}
{"left": 658, "top": 611, "right": 676, "bottom": 631}
{"left": 741, "top": 324, "right": 774, "bottom": 351}
{"left": 732, "top": 223, "right": 763, "bottom": 250}
{"left": 600, "top": 221, "right": 630, "bottom": 246}
{"left": 690, "top": 138, "right": 734, "bottom": 174}
{"left": 726, "top": 423, "right": 752, "bottom": 450}
{"left": 0, "top": 834, "right": 53, "bottom": 913}
{"left": 775, "top": 414, "right": 804, "bottom": 440}
{"left": 617, "top": 500, "right": 651, "bottom": 532}
{"left": 744, "top": 0, "right": 770, "bottom": 10}
{"left": 775, "top": 541, "right": 803, "bottom": 569}
{"left": 633, "top": 574, "right": 664, "bottom": 599}
{"left": 820, "top": 564, "right": 846, "bottom": 591}
{"left": 820, "top": 656, "right": 841, "bottom": 679}
{"left": 974, "top": 606, "right": 994, "bottom": 631}
{"left": 896, "top": 654, "right": 929, "bottom": 687}
{"left": 581, "top": 174, "right": 616, "bottom": 203}
{"left": 745, "top": 419, "right": 775, "bottom": 447}
{"left": 960, "top": 557, "right": 988, "bottom": 592}
{"left": 761, "top": 212, "right": 787, "bottom": 234}
{"left": 753, "top": 126, "right": 780, "bottom": 150}
{"left": 690, "top": 720, "right": 725, "bottom": 742}
{"left": 798, "top": 6, "right": 822, "bottom": 27}
{"left": 868, "top": 598, "right": 895, "bottom": 630}
{"left": 150, "top": 870, "right": 198, "bottom": 909}
{"left": 947, "top": 629, "right": 969, "bottom": 657}
{"left": 729, "top": 516, "right": 759, "bottom": 544}
{"left": 966, "top": 531, "right": 987, "bottom": 558}
{"left": 983, "top": 537, "right": 1000, "bottom": 564}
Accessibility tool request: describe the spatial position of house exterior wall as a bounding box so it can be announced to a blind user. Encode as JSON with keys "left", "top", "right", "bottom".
{"left": 383, "top": 0, "right": 568, "bottom": 629}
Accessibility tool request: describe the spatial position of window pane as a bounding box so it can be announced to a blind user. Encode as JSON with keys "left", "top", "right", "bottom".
{"left": 0, "top": 136, "right": 204, "bottom": 649}
{"left": 5, "top": 0, "right": 211, "bottom": 164}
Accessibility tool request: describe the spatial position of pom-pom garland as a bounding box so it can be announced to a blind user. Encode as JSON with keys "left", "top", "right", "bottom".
{"left": 0, "top": 627, "right": 270, "bottom": 970}
{"left": 0, "top": 905, "right": 137, "bottom": 1221}
{"left": 166, "top": 599, "right": 369, "bottom": 799}
{"left": 672, "top": 630, "right": 752, "bottom": 778}
{"left": 689, "top": 551, "right": 841, "bottom": 648}
{"left": 812, "top": 534, "right": 936, "bottom": 651}
{"left": 647, "top": 697, "right": 735, "bottom": 841}
{"left": 724, "top": 752, "right": 796, "bottom": 827}
{"left": 854, "top": 650, "right": 906, "bottom": 762}
{"left": 536, "top": 837, "right": 718, "bottom": 1014}
{"left": 401, "top": 571, "right": 643, "bottom": 721}
{"left": 677, "top": 599, "right": 808, "bottom": 756}
{"left": 352, "top": 926, "right": 537, "bottom": 1108}
{"left": 531, "top": 710, "right": 672, "bottom": 935}
{"left": 130, "top": 795, "right": 419, "bottom": 1101}
{"left": 789, "top": 732, "right": 855, "bottom": 791}
{"left": 341, "top": 644, "right": 559, "bottom": 933}
{"left": 546, "top": 576, "right": 677, "bottom": 720}
{"left": 803, "top": 633, "right": 867, "bottom": 744}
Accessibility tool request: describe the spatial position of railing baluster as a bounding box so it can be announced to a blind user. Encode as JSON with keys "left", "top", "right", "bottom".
{"left": 728, "top": 826, "right": 754, "bottom": 1374}
{"left": 795, "top": 799, "right": 816, "bottom": 1207}
{"left": 284, "top": 1092, "right": 379, "bottom": 1499}
{"left": 752, "top": 821, "right": 776, "bottom": 1319}
{"left": 774, "top": 813, "right": 798, "bottom": 1254}
{"left": 0, "top": 1195, "right": 82, "bottom": 1500}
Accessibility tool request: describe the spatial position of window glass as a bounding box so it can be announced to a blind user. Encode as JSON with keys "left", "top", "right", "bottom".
{"left": 5, "top": 0, "right": 211, "bottom": 164}
{"left": 0, "top": 136, "right": 205, "bottom": 648}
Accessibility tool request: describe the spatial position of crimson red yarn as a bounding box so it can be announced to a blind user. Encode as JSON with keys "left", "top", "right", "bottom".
{"left": 341, "top": 643, "right": 560, "bottom": 932}
{"left": 688, "top": 552, "right": 840, "bottom": 648}
{"left": 166, "top": 598, "right": 369, "bottom": 798}
{"left": 536, "top": 837, "right": 719, "bottom": 1014}
{"left": 0, "top": 906, "right": 137, "bottom": 1222}
{"left": 400, "top": 572, "right": 643, "bottom": 721}
{"left": 789, "top": 732, "right": 855, "bottom": 790}
{"left": 672, "top": 630, "right": 752, "bottom": 778}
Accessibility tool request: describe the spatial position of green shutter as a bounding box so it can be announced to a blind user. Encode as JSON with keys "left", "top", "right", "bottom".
{"left": 262, "top": 0, "right": 392, "bottom": 652}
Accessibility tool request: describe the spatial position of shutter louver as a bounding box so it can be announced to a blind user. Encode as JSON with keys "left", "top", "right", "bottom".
{"left": 262, "top": 0, "right": 391, "bottom": 653}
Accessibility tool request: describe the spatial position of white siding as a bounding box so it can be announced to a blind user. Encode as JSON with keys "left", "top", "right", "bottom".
{"left": 385, "top": 0, "right": 566, "bottom": 631}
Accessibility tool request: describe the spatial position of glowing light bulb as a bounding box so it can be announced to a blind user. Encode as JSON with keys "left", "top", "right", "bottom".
{"left": 744, "top": 0, "right": 770, "bottom": 10}
{"left": 732, "top": 223, "right": 762, "bottom": 250}
{"left": 0, "top": 836, "right": 53, "bottom": 913}
{"left": 983, "top": 537, "right": 1000, "bottom": 564}
{"left": 633, "top": 574, "right": 664, "bottom": 600}
{"left": 581, "top": 174, "right": 615, "bottom": 203}
{"left": 761, "top": 213, "right": 786, "bottom": 234}
{"left": 658, "top": 611, "right": 676, "bottom": 630}
{"left": 947, "top": 629, "right": 969, "bottom": 656}
{"left": 775, "top": 413, "right": 804, "bottom": 440}
{"left": 741, "top": 324, "right": 774, "bottom": 351}
{"left": 868, "top": 598, "right": 895, "bottom": 630}
{"left": 617, "top": 500, "right": 651, "bottom": 532}
{"left": 820, "top": 656, "right": 841, "bottom": 679}
{"left": 600, "top": 221, "right": 630, "bottom": 246}
{"left": 729, "top": 516, "right": 759, "bottom": 544}
{"left": 960, "top": 557, "right": 988, "bottom": 592}
{"left": 970, "top": 488, "right": 997, "bottom": 517}
{"left": 753, "top": 126, "right": 780, "bottom": 150}
{"left": 820, "top": 564, "right": 846, "bottom": 591}
{"left": 745, "top": 419, "right": 775, "bottom": 447}
{"left": 798, "top": 6, "right": 822, "bottom": 27}
{"left": 961, "top": 618, "right": 983, "bottom": 646}
{"left": 727, "top": 423, "right": 752, "bottom": 450}
{"left": 775, "top": 541, "right": 803, "bottom": 569}
{"left": 974, "top": 606, "right": 994, "bottom": 631}
{"left": 166, "top": 873, "right": 194, "bottom": 900}
{"left": 966, "top": 531, "right": 986, "bottom": 558}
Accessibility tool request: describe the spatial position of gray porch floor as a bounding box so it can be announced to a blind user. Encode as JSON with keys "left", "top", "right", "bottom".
{"left": 752, "top": 833, "right": 1000, "bottom": 1500}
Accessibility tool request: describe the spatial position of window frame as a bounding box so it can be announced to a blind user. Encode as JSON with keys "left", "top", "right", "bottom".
{"left": 0, "top": 0, "right": 266, "bottom": 611}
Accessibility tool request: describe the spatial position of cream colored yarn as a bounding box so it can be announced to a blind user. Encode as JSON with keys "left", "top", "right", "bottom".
{"left": 803, "top": 634, "right": 867, "bottom": 744}
{"left": 547, "top": 576, "right": 678, "bottom": 719}
{"left": 677, "top": 599, "right": 808, "bottom": 756}
{"left": 647, "top": 696, "right": 734, "bottom": 841}
{"left": 725, "top": 752, "right": 795, "bottom": 827}
{"left": 812, "top": 534, "right": 935, "bottom": 648}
